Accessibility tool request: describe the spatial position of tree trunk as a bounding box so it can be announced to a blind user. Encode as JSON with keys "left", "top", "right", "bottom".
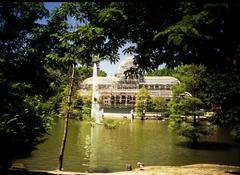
{"left": 192, "top": 114, "right": 198, "bottom": 147}
{"left": 59, "top": 64, "right": 75, "bottom": 171}
{"left": 141, "top": 107, "right": 145, "bottom": 120}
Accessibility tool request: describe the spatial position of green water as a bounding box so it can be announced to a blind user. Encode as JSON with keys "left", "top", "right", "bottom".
{"left": 15, "top": 118, "right": 240, "bottom": 172}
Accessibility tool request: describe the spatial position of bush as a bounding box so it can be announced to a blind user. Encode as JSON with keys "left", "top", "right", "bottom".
{"left": 102, "top": 119, "right": 127, "bottom": 129}
{"left": 0, "top": 88, "right": 54, "bottom": 168}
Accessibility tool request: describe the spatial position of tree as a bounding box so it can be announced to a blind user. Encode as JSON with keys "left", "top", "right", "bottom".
{"left": 59, "top": 65, "right": 107, "bottom": 121}
{"left": 63, "top": 2, "right": 239, "bottom": 136}
{"left": 0, "top": 2, "right": 59, "bottom": 169}
{"left": 99, "top": 69, "right": 108, "bottom": 77}
{"left": 58, "top": 64, "right": 75, "bottom": 171}
{"left": 46, "top": 2, "right": 120, "bottom": 170}
{"left": 168, "top": 64, "right": 214, "bottom": 146}
{"left": 145, "top": 67, "right": 175, "bottom": 76}
{"left": 63, "top": 2, "right": 238, "bottom": 69}
{"left": 168, "top": 96, "right": 212, "bottom": 146}
{"left": 172, "top": 64, "right": 240, "bottom": 140}
{"left": 204, "top": 70, "right": 240, "bottom": 140}
{"left": 135, "top": 87, "right": 151, "bottom": 120}
{"left": 77, "top": 90, "right": 92, "bottom": 120}
{"left": 150, "top": 97, "right": 168, "bottom": 117}
{"left": 172, "top": 64, "right": 208, "bottom": 101}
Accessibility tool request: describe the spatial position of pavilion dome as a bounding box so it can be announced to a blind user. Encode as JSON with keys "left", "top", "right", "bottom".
{"left": 115, "top": 56, "right": 136, "bottom": 77}
{"left": 82, "top": 77, "right": 115, "bottom": 85}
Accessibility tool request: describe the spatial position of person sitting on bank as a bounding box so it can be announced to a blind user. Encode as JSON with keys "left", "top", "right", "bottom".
{"left": 137, "top": 162, "right": 144, "bottom": 170}
{"left": 126, "top": 164, "right": 132, "bottom": 171}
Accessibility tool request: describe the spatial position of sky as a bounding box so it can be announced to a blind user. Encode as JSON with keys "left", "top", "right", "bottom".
{"left": 43, "top": 2, "right": 127, "bottom": 76}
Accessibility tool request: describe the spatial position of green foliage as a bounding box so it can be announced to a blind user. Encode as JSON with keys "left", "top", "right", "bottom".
{"left": 171, "top": 84, "right": 186, "bottom": 98}
{"left": 0, "top": 2, "right": 239, "bottom": 169}
{"left": 79, "top": 90, "right": 92, "bottom": 120}
{"left": 64, "top": 2, "right": 240, "bottom": 70}
{"left": 58, "top": 64, "right": 106, "bottom": 121}
{"left": 154, "top": 11, "right": 212, "bottom": 51}
{"left": 81, "top": 106, "right": 91, "bottom": 120}
{"left": 134, "top": 87, "right": 151, "bottom": 117}
{"left": 47, "top": 5, "right": 112, "bottom": 65}
{"left": 58, "top": 2, "right": 240, "bottom": 136}
{"left": 230, "top": 125, "right": 240, "bottom": 142}
{"left": 75, "top": 66, "right": 107, "bottom": 81}
{"left": 145, "top": 67, "right": 175, "bottom": 76}
{"left": 75, "top": 66, "right": 92, "bottom": 80}
{"left": 99, "top": 69, "right": 108, "bottom": 77}
{"left": 0, "top": 83, "right": 54, "bottom": 167}
{"left": 168, "top": 96, "right": 213, "bottom": 145}
{"left": 98, "top": 3, "right": 128, "bottom": 23}
{"left": 169, "top": 97, "right": 204, "bottom": 117}
{"left": 60, "top": 86, "right": 81, "bottom": 119}
{"left": 0, "top": 2, "right": 60, "bottom": 167}
{"left": 60, "top": 3, "right": 240, "bottom": 138}
{"left": 102, "top": 119, "right": 127, "bottom": 129}
{"left": 149, "top": 97, "right": 168, "bottom": 115}
{"left": 172, "top": 64, "right": 207, "bottom": 98}
{"left": 172, "top": 65, "right": 240, "bottom": 141}
{"left": 205, "top": 71, "right": 240, "bottom": 128}
{"left": 134, "top": 89, "right": 169, "bottom": 118}
{"left": 169, "top": 65, "right": 212, "bottom": 146}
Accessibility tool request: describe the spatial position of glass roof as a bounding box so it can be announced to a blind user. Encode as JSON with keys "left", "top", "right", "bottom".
{"left": 82, "top": 76, "right": 180, "bottom": 85}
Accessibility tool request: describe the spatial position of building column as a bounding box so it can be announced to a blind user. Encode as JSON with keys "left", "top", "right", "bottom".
{"left": 114, "top": 95, "right": 116, "bottom": 106}
{"left": 125, "top": 95, "right": 129, "bottom": 106}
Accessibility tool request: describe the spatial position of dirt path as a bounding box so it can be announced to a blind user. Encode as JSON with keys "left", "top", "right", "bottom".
{"left": 7, "top": 164, "right": 240, "bottom": 175}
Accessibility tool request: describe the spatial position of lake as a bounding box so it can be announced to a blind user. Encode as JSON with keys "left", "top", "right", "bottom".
{"left": 15, "top": 118, "right": 240, "bottom": 172}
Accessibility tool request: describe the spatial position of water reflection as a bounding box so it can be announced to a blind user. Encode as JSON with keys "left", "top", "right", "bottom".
{"left": 15, "top": 118, "right": 240, "bottom": 172}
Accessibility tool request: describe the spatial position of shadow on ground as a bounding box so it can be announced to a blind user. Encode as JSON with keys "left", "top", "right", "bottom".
{"left": 176, "top": 141, "right": 240, "bottom": 150}
{"left": 1, "top": 169, "right": 86, "bottom": 175}
{"left": 1, "top": 169, "right": 50, "bottom": 175}
{"left": 87, "top": 166, "right": 111, "bottom": 173}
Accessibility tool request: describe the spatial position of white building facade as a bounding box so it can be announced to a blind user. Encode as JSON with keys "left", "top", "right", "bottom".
{"left": 80, "top": 57, "right": 180, "bottom": 107}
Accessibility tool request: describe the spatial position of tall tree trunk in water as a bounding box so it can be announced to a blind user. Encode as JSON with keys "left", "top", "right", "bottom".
{"left": 59, "top": 64, "right": 75, "bottom": 171}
